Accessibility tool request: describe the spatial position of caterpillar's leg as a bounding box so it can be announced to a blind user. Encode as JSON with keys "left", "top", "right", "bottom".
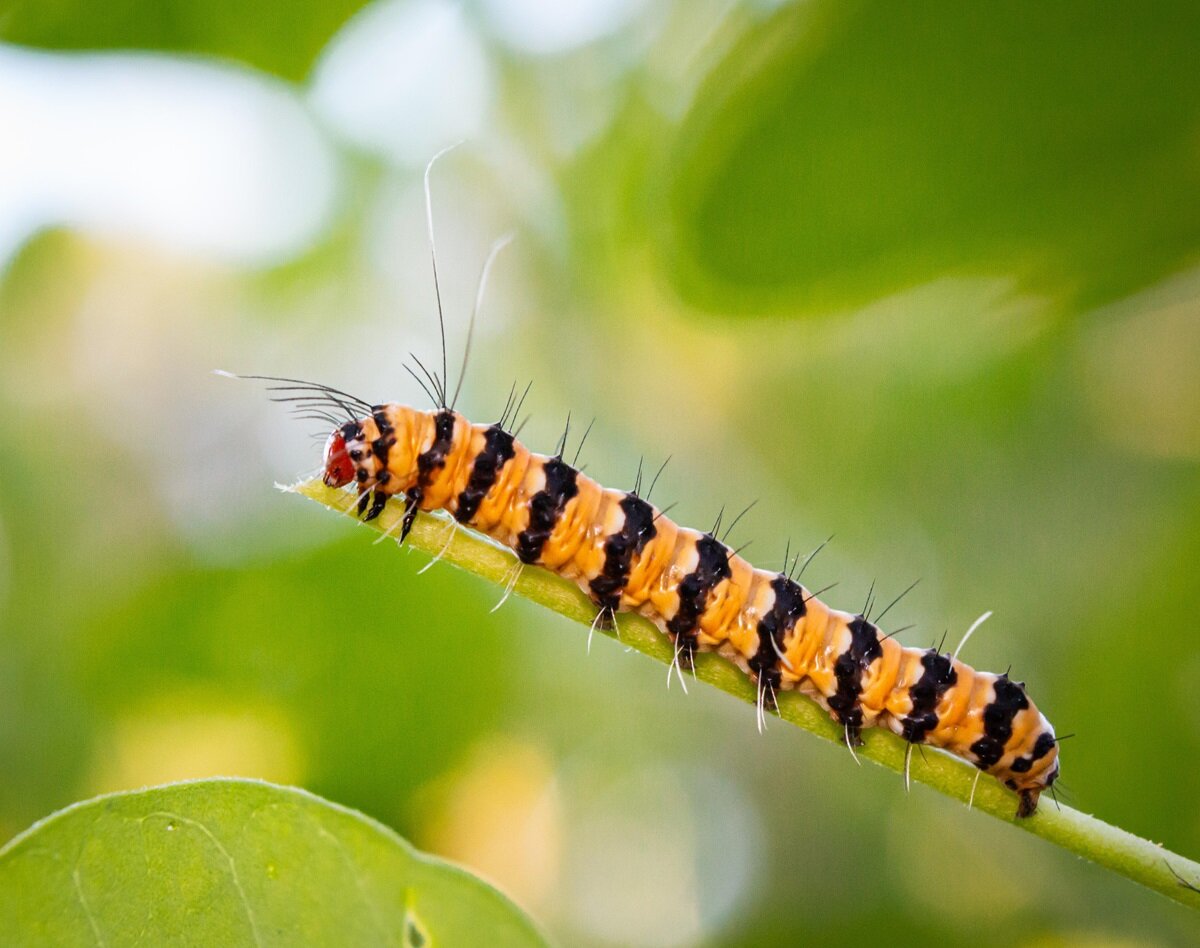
{"left": 843, "top": 721, "right": 863, "bottom": 766}
{"left": 399, "top": 488, "right": 423, "bottom": 542}
{"left": 842, "top": 712, "right": 865, "bottom": 747}
{"left": 675, "top": 631, "right": 697, "bottom": 674}
{"left": 362, "top": 488, "right": 388, "bottom": 522}
{"left": 753, "top": 667, "right": 785, "bottom": 732}
{"left": 587, "top": 606, "right": 615, "bottom": 654}
{"left": 903, "top": 742, "right": 914, "bottom": 793}
{"left": 374, "top": 503, "right": 411, "bottom": 545}
{"left": 417, "top": 518, "right": 457, "bottom": 573}
{"left": 666, "top": 639, "right": 690, "bottom": 694}
{"left": 761, "top": 671, "right": 779, "bottom": 713}
{"left": 1017, "top": 789, "right": 1039, "bottom": 819}
{"left": 490, "top": 558, "right": 522, "bottom": 612}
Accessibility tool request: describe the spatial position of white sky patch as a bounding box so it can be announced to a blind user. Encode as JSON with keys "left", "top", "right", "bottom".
{"left": 0, "top": 45, "right": 338, "bottom": 268}
{"left": 309, "top": 0, "right": 491, "bottom": 166}
{"left": 478, "top": 0, "right": 649, "bottom": 55}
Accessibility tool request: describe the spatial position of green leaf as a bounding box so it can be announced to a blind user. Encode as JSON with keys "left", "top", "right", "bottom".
{"left": 0, "top": 0, "right": 370, "bottom": 81}
{"left": 666, "top": 1, "right": 1200, "bottom": 315}
{"left": 0, "top": 778, "right": 547, "bottom": 948}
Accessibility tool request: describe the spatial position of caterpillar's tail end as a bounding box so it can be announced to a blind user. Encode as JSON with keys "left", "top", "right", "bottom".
{"left": 1016, "top": 789, "right": 1039, "bottom": 819}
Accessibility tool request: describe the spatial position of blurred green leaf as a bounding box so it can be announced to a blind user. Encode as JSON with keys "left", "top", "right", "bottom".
{"left": 64, "top": 534, "right": 525, "bottom": 827}
{"left": 0, "top": 0, "right": 369, "bottom": 80}
{"left": 0, "top": 778, "right": 546, "bottom": 947}
{"left": 666, "top": 0, "right": 1200, "bottom": 314}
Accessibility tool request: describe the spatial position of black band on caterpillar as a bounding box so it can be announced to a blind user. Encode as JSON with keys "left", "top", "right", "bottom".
{"left": 516, "top": 457, "right": 579, "bottom": 564}
{"left": 749, "top": 575, "right": 807, "bottom": 712}
{"left": 455, "top": 425, "right": 515, "bottom": 524}
{"left": 590, "top": 493, "right": 657, "bottom": 613}
{"left": 666, "top": 534, "right": 732, "bottom": 671}
{"left": 901, "top": 650, "right": 957, "bottom": 744}
{"left": 417, "top": 409, "right": 457, "bottom": 488}
{"left": 828, "top": 616, "right": 884, "bottom": 746}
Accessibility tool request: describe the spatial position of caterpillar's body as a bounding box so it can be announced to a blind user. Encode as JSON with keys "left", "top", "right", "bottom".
{"left": 319, "top": 402, "right": 1060, "bottom": 818}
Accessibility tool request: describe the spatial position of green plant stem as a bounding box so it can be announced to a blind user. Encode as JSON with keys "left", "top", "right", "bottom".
{"left": 290, "top": 479, "right": 1200, "bottom": 910}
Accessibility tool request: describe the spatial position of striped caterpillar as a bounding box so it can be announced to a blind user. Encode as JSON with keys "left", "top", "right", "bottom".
{"left": 266, "top": 152, "right": 1060, "bottom": 818}
{"left": 279, "top": 382, "right": 1061, "bottom": 818}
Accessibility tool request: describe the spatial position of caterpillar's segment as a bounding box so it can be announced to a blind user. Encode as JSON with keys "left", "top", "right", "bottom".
{"left": 746, "top": 576, "right": 800, "bottom": 712}
{"left": 416, "top": 410, "right": 459, "bottom": 495}
{"left": 827, "top": 616, "right": 884, "bottom": 746}
{"left": 895, "top": 649, "right": 957, "bottom": 744}
{"left": 589, "top": 493, "right": 657, "bottom": 614}
{"left": 664, "top": 533, "right": 733, "bottom": 671}
{"left": 516, "top": 457, "right": 580, "bottom": 564}
{"left": 320, "top": 404, "right": 1061, "bottom": 817}
{"left": 453, "top": 426, "right": 516, "bottom": 525}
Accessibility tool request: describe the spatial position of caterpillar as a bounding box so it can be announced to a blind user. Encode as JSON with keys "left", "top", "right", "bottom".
{"left": 261, "top": 154, "right": 1060, "bottom": 819}
{"left": 267, "top": 378, "right": 1061, "bottom": 818}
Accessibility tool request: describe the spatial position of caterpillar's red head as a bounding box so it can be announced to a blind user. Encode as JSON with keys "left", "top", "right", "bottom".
{"left": 319, "top": 407, "right": 420, "bottom": 493}
{"left": 323, "top": 429, "right": 356, "bottom": 487}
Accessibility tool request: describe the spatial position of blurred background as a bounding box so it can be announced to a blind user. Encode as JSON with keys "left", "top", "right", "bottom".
{"left": 2, "top": 0, "right": 1199, "bottom": 943}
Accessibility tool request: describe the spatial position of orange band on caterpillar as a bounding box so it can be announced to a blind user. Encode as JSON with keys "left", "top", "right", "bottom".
{"left": 320, "top": 402, "right": 1060, "bottom": 818}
